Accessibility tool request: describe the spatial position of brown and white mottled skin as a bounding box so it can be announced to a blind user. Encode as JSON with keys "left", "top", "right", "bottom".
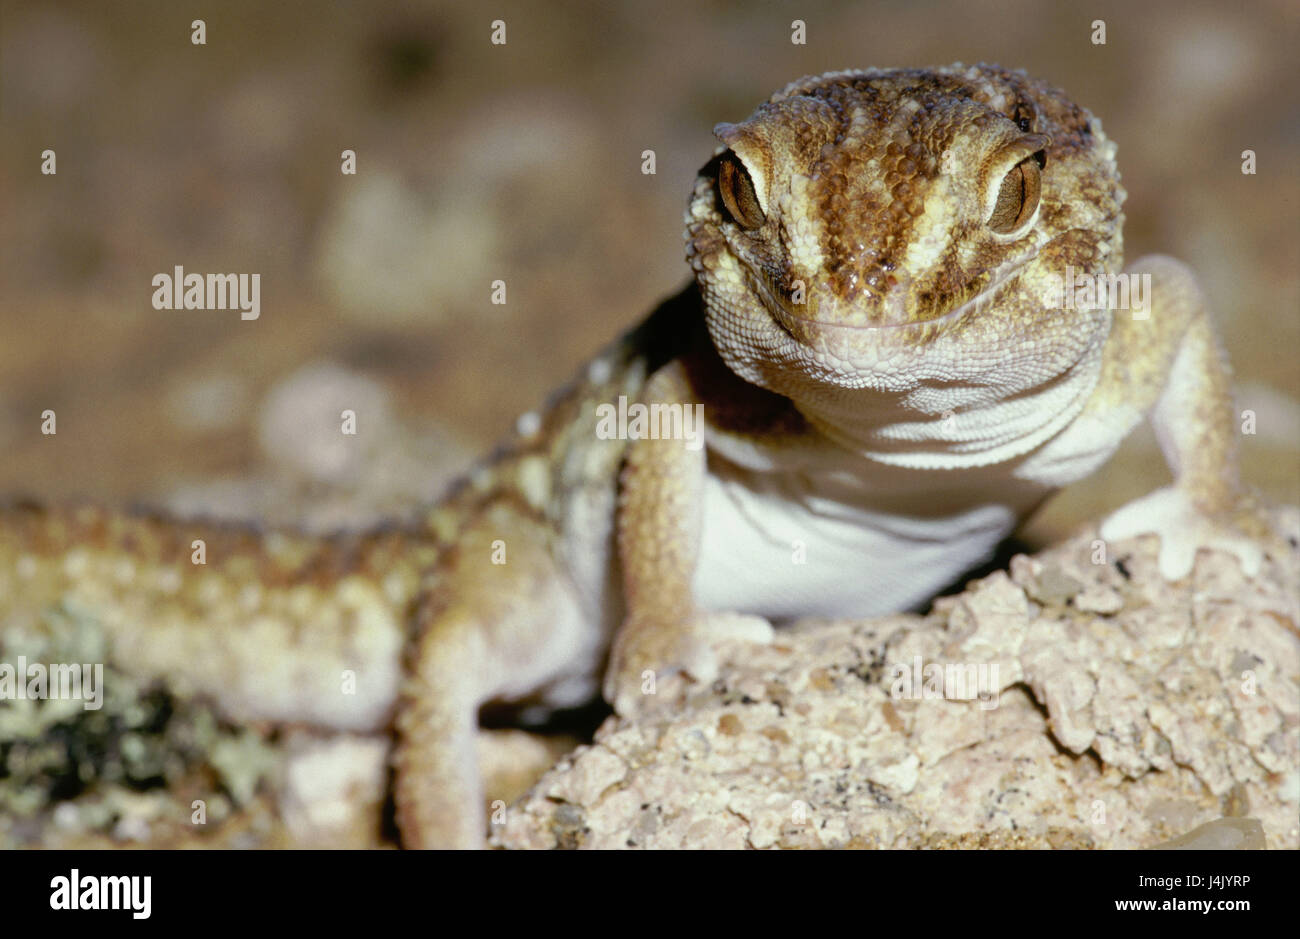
{"left": 0, "top": 65, "right": 1275, "bottom": 848}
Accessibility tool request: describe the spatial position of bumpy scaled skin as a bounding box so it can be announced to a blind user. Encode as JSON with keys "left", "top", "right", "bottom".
{"left": 0, "top": 65, "right": 1275, "bottom": 848}
{"left": 605, "top": 64, "right": 1272, "bottom": 715}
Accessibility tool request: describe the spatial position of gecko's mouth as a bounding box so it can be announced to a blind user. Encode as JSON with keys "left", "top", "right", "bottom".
{"left": 754, "top": 247, "right": 1040, "bottom": 338}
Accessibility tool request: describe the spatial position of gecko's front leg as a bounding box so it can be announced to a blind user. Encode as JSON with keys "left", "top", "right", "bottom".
{"left": 1097, "top": 255, "right": 1275, "bottom": 577}
{"left": 394, "top": 499, "right": 596, "bottom": 848}
{"left": 603, "top": 360, "right": 771, "bottom": 718}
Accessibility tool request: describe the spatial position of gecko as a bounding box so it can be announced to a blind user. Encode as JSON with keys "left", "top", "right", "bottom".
{"left": 0, "top": 64, "right": 1275, "bottom": 849}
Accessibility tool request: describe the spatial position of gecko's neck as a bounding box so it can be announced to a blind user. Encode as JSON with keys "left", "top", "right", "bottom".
{"left": 787, "top": 341, "right": 1108, "bottom": 471}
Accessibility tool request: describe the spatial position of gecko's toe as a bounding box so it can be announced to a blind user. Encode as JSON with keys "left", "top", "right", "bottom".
{"left": 691, "top": 611, "right": 775, "bottom": 645}
{"left": 604, "top": 611, "right": 773, "bottom": 717}
{"left": 1102, "top": 485, "right": 1269, "bottom": 581}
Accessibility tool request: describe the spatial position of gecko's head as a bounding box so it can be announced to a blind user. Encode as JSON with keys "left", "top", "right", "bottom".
{"left": 686, "top": 64, "right": 1125, "bottom": 394}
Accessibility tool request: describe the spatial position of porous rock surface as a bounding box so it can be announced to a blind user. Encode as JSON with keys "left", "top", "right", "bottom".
{"left": 492, "top": 507, "right": 1300, "bottom": 849}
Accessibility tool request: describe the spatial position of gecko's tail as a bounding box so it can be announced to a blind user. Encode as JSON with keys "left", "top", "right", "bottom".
{"left": 0, "top": 499, "right": 441, "bottom": 732}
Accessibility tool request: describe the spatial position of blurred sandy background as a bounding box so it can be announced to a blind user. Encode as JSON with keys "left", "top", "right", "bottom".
{"left": 1, "top": 0, "right": 1297, "bottom": 546}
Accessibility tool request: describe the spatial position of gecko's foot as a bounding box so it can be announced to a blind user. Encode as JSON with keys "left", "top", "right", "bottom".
{"left": 1100, "top": 485, "right": 1272, "bottom": 580}
{"left": 604, "top": 611, "right": 773, "bottom": 717}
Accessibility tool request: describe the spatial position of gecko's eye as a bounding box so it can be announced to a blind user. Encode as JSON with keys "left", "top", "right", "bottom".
{"left": 718, "top": 152, "right": 766, "bottom": 230}
{"left": 987, "top": 153, "right": 1042, "bottom": 235}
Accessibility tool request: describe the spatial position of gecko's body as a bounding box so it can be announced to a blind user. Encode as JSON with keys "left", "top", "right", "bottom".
{"left": 0, "top": 65, "right": 1272, "bottom": 848}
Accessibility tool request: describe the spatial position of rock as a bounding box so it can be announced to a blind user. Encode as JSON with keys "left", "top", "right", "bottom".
{"left": 492, "top": 506, "right": 1300, "bottom": 850}
{"left": 162, "top": 361, "right": 471, "bottom": 532}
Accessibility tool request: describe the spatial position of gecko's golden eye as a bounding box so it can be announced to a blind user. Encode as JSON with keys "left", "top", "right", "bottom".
{"left": 988, "top": 154, "right": 1042, "bottom": 234}
{"left": 718, "top": 152, "right": 766, "bottom": 230}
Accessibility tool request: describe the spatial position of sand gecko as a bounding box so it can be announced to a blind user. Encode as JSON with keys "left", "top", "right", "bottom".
{"left": 0, "top": 64, "right": 1274, "bottom": 848}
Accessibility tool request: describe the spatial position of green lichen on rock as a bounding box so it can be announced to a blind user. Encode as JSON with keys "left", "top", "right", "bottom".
{"left": 0, "top": 598, "right": 280, "bottom": 846}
